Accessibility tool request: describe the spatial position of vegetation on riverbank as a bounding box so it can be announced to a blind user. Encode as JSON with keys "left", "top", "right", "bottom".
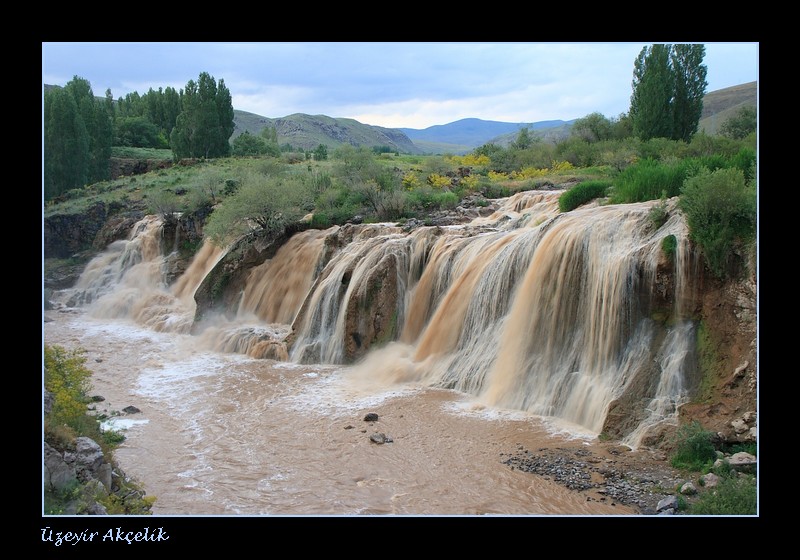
{"left": 44, "top": 344, "right": 155, "bottom": 515}
{"left": 669, "top": 421, "right": 757, "bottom": 515}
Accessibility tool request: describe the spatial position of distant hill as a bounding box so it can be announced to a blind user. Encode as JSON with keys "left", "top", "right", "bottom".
{"left": 233, "top": 111, "right": 423, "bottom": 155}
{"left": 398, "top": 118, "right": 572, "bottom": 147}
{"left": 487, "top": 121, "right": 575, "bottom": 149}
{"left": 698, "top": 81, "right": 757, "bottom": 135}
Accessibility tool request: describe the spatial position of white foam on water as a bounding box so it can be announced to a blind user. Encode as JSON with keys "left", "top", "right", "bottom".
{"left": 77, "top": 315, "right": 166, "bottom": 345}
{"left": 135, "top": 351, "right": 251, "bottom": 405}
{"left": 279, "top": 366, "right": 424, "bottom": 417}
{"left": 100, "top": 417, "right": 149, "bottom": 432}
{"left": 444, "top": 399, "right": 534, "bottom": 421}
{"left": 539, "top": 417, "right": 599, "bottom": 443}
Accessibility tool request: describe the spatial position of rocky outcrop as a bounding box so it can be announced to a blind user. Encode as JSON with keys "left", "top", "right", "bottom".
{"left": 676, "top": 253, "right": 758, "bottom": 449}
{"left": 340, "top": 251, "right": 400, "bottom": 362}
{"left": 44, "top": 201, "right": 127, "bottom": 259}
{"left": 601, "top": 235, "right": 757, "bottom": 451}
{"left": 43, "top": 388, "right": 153, "bottom": 515}
{"left": 160, "top": 206, "right": 212, "bottom": 286}
{"left": 192, "top": 227, "right": 294, "bottom": 326}
{"left": 44, "top": 204, "right": 211, "bottom": 291}
{"left": 108, "top": 158, "right": 173, "bottom": 180}
{"left": 44, "top": 437, "right": 116, "bottom": 515}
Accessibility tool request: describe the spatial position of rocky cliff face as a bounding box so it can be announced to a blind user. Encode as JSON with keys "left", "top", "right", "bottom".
{"left": 600, "top": 247, "right": 757, "bottom": 450}
{"left": 677, "top": 250, "right": 757, "bottom": 447}
{"left": 43, "top": 202, "right": 132, "bottom": 260}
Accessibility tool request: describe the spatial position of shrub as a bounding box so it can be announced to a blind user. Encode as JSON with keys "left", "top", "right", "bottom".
{"left": 558, "top": 180, "right": 611, "bottom": 212}
{"left": 638, "top": 137, "right": 688, "bottom": 161}
{"left": 720, "top": 106, "right": 757, "bottom": 140}
{"left": 679, "top": 167, "right": 756, "bottom": 278}
{"left": 408, "top": 187, "right": 459, "bottom": 211}
{"left": 661, "top": 234, "right": 677, "bottom": 257}
{"left": 203, "top": 170, "right": 313, "bottom": 245}
{"left": 147, "top": 189, "right": 180, "bottom": 221}
{"left": 729, "top": 148, "right": 757, "bottom": 183}
{"left": 481, "top": 181, "right": 514, "bottom": 199}
{"left": 670, "top": 421, "right": 717, "bottom": 471}
{"left": 648, "top": 195, "right": 669, "bottom": 229}
{"left": 724, "top": 442, "right": 757, "bottom": 456}
{"left": 687, "top": 475, "right": 757, "bottom": 515}
{"left": 231, "top": 131, "right": 269, "bottom": 156}
{"left": 314, "top": 186, "right": 363, "bottom": 225}
{"left": 427, "top": 173, "right": 452, "bottom": 189}
{"left": 44, "top": 345, "right": 92, "bottom": 429}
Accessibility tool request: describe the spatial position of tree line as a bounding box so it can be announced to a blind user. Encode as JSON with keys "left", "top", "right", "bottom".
{"left": 44, "top": 71, "right": 235, "bottom": 201}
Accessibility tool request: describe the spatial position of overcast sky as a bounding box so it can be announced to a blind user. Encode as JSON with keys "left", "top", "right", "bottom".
{"left": 41, "top": 42, "right": 759, "bottom": 130}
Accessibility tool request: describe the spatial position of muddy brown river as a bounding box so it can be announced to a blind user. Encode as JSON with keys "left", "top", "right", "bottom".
{"left": 43, "top": 308, "right": 638, "bottom": 517}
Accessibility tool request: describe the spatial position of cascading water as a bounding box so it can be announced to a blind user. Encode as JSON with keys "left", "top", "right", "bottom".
{"left": 290, "top": 191, "right": 698, "bottom": 445}
{"left": 55, "top": 215, "right": 224, "bottom": 334}
{"left": 237, "top": 228, "right": 329, "bottom": 324}
{"left": 50, "top": 190, "right": 699, "bottom": 447}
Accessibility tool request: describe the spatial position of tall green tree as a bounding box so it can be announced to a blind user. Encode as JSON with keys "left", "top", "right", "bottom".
{"left": 64, "top": 76, "right": 113, "bottom": 183}
{"left": 170, "top": 72, "right": 234, "bottom": 159}
{"left": 671, "top": 44, "right": 708, "bottom": 142}
{"left": 43, "top": 76, "right": 113, "bottom": 201}
{"left": 630, "top": 44, "right": 674, "bottom": 141}
{"left": 260, "top": 125, "right": 281, "bottom": 157}
{"left": 44, "top": 87, "right": 89, "bottom": 200}
{"left": 214, "top": 77, "right": 235, "bottom": 156}
{"left": 630, "top": 44, "right": 707, "bottom": 142}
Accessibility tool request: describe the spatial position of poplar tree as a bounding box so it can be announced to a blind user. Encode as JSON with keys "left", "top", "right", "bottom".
{"left": 64, "top": 76, "right": 113, "bottom": 183}
{"left": 671, "top": 44, "right": 708, "bottom": 142}
{"left": 630, "top": 44, "right": 674, "bottom": 141}
{"left": 170, "top": 72, "right": 234, "bottom": 159}
{"left": 43, "top": 76, "right": 113, "bottom": 200}
{"left": 629, "top": 44, "right": 707, "bottom": 142}
{"left": 44, "top": 87, "right": 88, "bottom": 200}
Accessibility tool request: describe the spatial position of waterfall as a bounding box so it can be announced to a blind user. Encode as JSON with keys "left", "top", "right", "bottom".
{"left": 236, "top": 228, "right": 328, "bottom": 324}
{"left": 325, "top": 194, "right": 697, "bottom": 442}
{"left": 56, "top": 215, "right": 224, "bottom": 334}
{"left": 52, "top": 190, "right": 698, "bottom": 444}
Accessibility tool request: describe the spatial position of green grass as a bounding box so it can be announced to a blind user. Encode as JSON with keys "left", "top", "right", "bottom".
{"left": 111, "top": 146, "right": 174, "bottom": 160}
{"left": 610, "top": 158, "right": 688, "bottom": 203}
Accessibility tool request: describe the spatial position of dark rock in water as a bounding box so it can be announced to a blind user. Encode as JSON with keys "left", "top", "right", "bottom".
{"left": 90, "top": 395, "right": 105, "bottom": 402}
{"left": 364, "top": 413, "right": 379, "bottom": 422}
{"left": 122, "top": 406, "right": 141, "bottom": 414}
{"left": 344, "top": 425, "right": 354, "bottom": 430}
